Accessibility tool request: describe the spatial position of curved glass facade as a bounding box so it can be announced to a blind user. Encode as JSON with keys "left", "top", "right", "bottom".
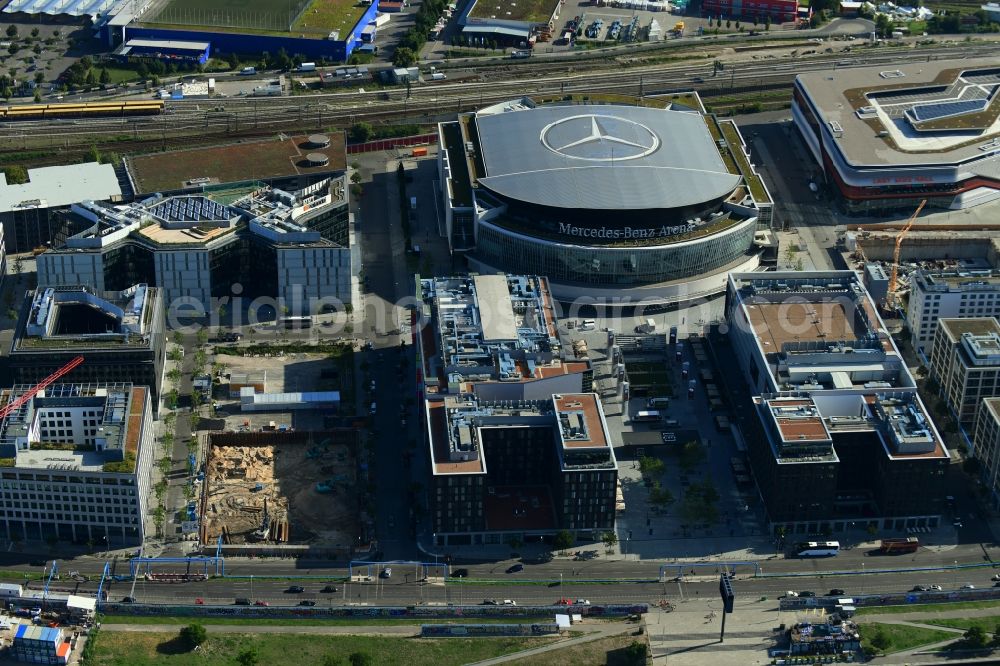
{"left": 474, "top": 217, "right": 757, "bottom": 286}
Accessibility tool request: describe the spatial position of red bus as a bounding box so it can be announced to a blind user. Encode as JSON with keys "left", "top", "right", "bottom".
{"left": 880, "top": 537, "right": 919, "bottom": 554}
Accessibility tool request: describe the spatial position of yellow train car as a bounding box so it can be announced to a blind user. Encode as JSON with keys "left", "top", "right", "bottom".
{"left": 1, "top": 99, "right": 165, "bottom": 121}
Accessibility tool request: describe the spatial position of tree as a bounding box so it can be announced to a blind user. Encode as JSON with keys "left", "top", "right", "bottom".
{"left": 34, "top": 71, "right": 44, "bottom": 84}
{"left": 875, "top": 13, "right": 892, "bottom": 37}
{"left": 601, "top": 531, "right": 619, "bottom": 549}
{"left": 178, "top": 623, "right": 207, "bottom": 649}
{"left": 2, "top": 165, "right": 28, "bottom": 185}
{"left": 80, "top": 55, "right": 93, "bottom": 70}
{"left": 5, "top": 24, "right": 17, "bottom": 38}
{"left": 649, "top": 483, "right": 674, "bottom": 509}
{"left": 227, "top": 52, "right": 240, "bottom": 70}
{"left": 99, "top": 68, "right": 110, "bottom": 85}
{"left": 765, "top": 15, "right": 771, "bottom": 30}
{"left": 965, "top": 625, "right": 988, "bottom": 648}
{"left": 349, "top": 121, "right": 375, "bottom": 143}
{"left": 236, "top": 648, "right": 259, "bottom": 666}
{"left": 638, "top": 455, "right": 665, "bottom": 477}
{"left": 678, "top": 440, "right": 705, "bottom": 472}
{"left": 84, "top": 69, "right": 96, "bottom": 86}
{"left": 624, "top": 641, "right": 647, "bottom": 665}
{"left": 553, "top": 529, "right": 575, "bottom": 550}
{"left": 869, "top": 628, "right": 891, "bottom": 653}
{"left": 275, "top": 47, "right": 292, "bottom": 71}
{"left": 85, "top": 144, "right": 101, "bottom": 163}
{"left": 30, "top": 27, "right": 39, "bottom": 38}
{"left": 348, "top": 653, "right": 374, "bottom": 666}
{"left": 393, "top": 46, "right": 417, "bottom": 67}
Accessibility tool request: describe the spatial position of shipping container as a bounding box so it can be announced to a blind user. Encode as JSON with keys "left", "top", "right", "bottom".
{"left": 412, "top": 147, "right": 428, "bottom": 157}
{"left": 0, "top": 583, "right": 23, "bottom": 597}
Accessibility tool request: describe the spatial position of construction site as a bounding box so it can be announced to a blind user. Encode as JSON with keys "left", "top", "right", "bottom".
{"left": 200, "top": 430, "right": 365, "bottom": 553}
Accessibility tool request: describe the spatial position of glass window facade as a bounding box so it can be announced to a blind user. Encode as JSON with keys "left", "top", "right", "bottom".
{"left": 474, "top": 217, "right": 757, "bottom": 286}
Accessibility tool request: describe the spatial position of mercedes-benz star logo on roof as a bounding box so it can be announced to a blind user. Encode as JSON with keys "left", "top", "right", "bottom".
{"left": 540, "top": 114, "right": 660, "bottom": 162}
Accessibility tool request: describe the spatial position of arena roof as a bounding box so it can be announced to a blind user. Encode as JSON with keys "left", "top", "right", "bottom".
{"left": 474, "top": 105, "right": 741, "bottom": 211}
{"left": 796, "top": 57, "right": 1000, "bottom": 167}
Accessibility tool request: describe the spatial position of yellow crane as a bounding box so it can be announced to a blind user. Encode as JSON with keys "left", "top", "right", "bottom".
{"left": 886, "top": 199, "right": 927, "bottom": 310}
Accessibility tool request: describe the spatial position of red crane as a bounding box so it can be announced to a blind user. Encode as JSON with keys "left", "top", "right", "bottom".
{"left": 0, "top": 356, "right": 85, "bottom": 421}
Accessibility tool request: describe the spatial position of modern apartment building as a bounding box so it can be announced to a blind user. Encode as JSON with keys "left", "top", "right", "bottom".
{"left": 36, "top": 177, "right": 352, "bottom": 315}
{"left": 907, "top": 269, "right": 1000, "bottom": 354}
{"left": 973, "top": 398, "right": 1000, "bottom": 509}
{"left": 0, "top": 383, "right": 155, "bottom": 546}
{"left": 725, "top": 271, "right": 949, "bottom": 533}
{"left": 929, "top": 318, "right": 1000, "bottom": 426}
{"left": 9, "top": 284, "right": 166, "bottom": 412}
{"left": 417, "top": 275, "right": 616, "bottom": 546}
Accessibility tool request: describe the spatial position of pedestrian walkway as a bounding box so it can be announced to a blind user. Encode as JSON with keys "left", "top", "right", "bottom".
{"left": 466, "top": 622, "right": 631, "bottom": 666}
{"left": 101, "top": 623, "right": 422, "bottom": 636}
{"left": 859, "top": 604, "right": 1000, "bottom": 624}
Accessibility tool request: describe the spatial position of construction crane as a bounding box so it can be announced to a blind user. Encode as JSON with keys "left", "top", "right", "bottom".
{"left": 886, "top": 199, "right": 927, "bottom": 311}
{"left": 0, "top": 356, "right": 84, "bottom": 421}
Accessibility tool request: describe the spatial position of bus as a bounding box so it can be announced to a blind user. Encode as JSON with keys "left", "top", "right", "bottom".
{"left": 279, "top": 316, "right": 312, "bottom": 329}
{"left": 633, "top": 411, "right": 662, "bottom": 423}
{"left": 647, "top": 397, "right": 670, "bottom": 409}
{"left": 880, "top": 537, "right": 919, "bottom": 554}
{"left": 795, "top": 541, "right": 840, "bottom": 557}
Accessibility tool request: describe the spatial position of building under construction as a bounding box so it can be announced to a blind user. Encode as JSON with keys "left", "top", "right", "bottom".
{"left": 200, "top": 430, "right": 364, "bottom": 553}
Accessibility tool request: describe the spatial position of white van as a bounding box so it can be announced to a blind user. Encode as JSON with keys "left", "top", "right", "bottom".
{"left": 579, "top": 319, "right": 596, "bottom": 331}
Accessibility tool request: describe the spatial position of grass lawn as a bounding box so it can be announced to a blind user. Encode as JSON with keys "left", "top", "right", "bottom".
{"left": 856, "top": 600, "right": 1000, "bottom": 616}
{"left": 292, "top": 0, "right": 369, "bottom": 36}
{"left": 925, "top": 614, "right": 1000, "bottom": 634}
{"left": 91, "top": 631, "right": 549, "bottom": 666}
{"left": 858, "top": 622, "right": 958, "bottom": 654}
{"left": 506, "top": 633, "right": 645, "bottom": 665}
{"left": 98, "top": 66, "right": 143, "bottom": 84}
{"left": 99, "top": 615, "right": 550, "bottom": 626}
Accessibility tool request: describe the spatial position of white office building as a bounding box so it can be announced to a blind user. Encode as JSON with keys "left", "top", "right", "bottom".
{"left": 908, "top": 269, "right": 1000, "bottom": 355}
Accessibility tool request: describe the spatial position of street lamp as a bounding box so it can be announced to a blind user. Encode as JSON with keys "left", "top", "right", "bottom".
{"left": 250, "top": 575, "right": 254, "bottom": 601}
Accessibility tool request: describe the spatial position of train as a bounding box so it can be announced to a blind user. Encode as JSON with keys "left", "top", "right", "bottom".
{"left": 0, "top": 100, "right": 164, "bottom": 122}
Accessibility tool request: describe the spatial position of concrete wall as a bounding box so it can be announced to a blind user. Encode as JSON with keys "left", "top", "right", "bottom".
{"left": 856, "top": 234, "right": 1000, "bottom": 263}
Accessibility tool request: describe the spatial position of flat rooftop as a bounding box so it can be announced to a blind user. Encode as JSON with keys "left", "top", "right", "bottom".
{"left": 745, "top": 300, "right": 863, "bottom": 350}
{"left": 915, "top": 269, "right": 1000, "bottom": 292}
{"left": 796, "top": 58, "right": 1000, "bottom": 167}
{"left": 0, "top": 163, "right": 121, "bottom": 215}
{"left": 939, "top": 317, "right": 1000, "bottom": 343}
{"left": 554, "top": 393, "right": 609, "bottom": 449}
{"left": 767, "top": 398, "right": 831, "bottom": 443}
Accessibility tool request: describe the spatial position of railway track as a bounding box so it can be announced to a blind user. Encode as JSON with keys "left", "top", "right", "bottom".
{"left": 0, "top": 42, "right": 994, "bottom": 155}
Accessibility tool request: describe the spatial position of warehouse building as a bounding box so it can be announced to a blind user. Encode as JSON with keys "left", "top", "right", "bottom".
{"left": 725, "top": 271, "right": 949, "bottom": 533}
{"left": 0, "top": 383, "right": 156, "bottom": 546}
{"left": 9, "top": 284, "right": 166, "bottom": 414}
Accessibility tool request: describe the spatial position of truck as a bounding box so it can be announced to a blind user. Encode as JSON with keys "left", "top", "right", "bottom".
{"left": 634, "top": 318, "right": 656, "bottom": 334}
{"left": 510, "top": 50, "right": 531, "bottom": 59}
{"left": 297, "top": 62, "right": 317, "bottom": 72}
{"left": 673, "top": 21, "right": 685, "bottom": 32}
{"left": 879, "top": 537, "right": 919, "bottom": 554}
{"left": 240, "top": 66, "right": 257, "bottom": 75}
{"left": 430, "top": 72, "right": 446, "bottom": 80}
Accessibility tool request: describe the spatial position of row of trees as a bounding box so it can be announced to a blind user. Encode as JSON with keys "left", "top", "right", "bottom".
{"left": 393, "top": 0, "right": 449, "bottom": 66}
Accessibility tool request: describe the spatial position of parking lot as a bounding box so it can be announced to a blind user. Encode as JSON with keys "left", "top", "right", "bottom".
{"left": 0, "top": 17, "right": 107, "bottom": 95}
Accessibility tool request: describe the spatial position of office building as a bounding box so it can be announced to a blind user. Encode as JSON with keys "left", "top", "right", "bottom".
{"left": 417, "top": 275, "right": 617, "bottom": 545}
{"left": 437, "top": 98, "right": 772, "bottom": 304}
{"left": 973, "top": 397, "right": 1000, "bottom": 509}
{"left": 793, "top": 58, "right": 1000, "bottom": 215}
{"left": 907, "top": 268, "right": 1000, "bottom": 354}
{"left": 725, "top": 271, "right": 949, "bottom": 533}
{"left": 702, "top": 0, "right": 799, "bottom": 23}
{"left": 0, "top": 383, "right": 156, "bottom": 546}
{"left": 36, "top": 177, "right": 352, "bottom": 314}
{"left": 929, "top": 318, "right": 1000, "bottom": 425}
{"left": 0, "top": 162, "right": 122, "bottom": 255}
{"left": 9, "top": 284, "right": 166, "bottom": 412}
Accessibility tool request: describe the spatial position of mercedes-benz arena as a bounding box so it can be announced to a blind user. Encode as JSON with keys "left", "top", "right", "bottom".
{"left": 436, "top": 97, "right": 773, "bottom": 306}
{"left": 793, "top": 58, "right": 1000, "bottom": 216}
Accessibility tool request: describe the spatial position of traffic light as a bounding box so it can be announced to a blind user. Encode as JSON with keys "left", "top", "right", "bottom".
{"left": 719, "top": 573, "right": 735, "bottom": 614}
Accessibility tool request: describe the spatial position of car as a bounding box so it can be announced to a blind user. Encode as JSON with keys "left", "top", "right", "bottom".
{"left": 961, "top": 584, "right": 976, "bottom": 590}
{"left": 575, "top": 599, "right": 591, "bottom": 605}
{"left": 321, "top": 585, "right": 339, "bottom": 593}
{"left": 451, "top": 568, "right": 469, "bottom": 578}
{"left": 234, "top": 598, "right": 251, "bottom": 605}
{"left": 993, "top": 582, "right": 1000, "bottom": 588}
{"left": 827, "top": 589, "right": 846, "bottom": 596}
{"left": 783, "top": 591, "right": 799, "bottom": 598}
{"left": 534, "top": 552, "right": 554, "bottom": 563}
{"left": 798, "top": 591, "right": 816, "bottom": 598}
{"left": 502, "top": 599, "right": 517, "bottom": 606}
{"left": 556, "top": 598, "right": 573, "bottom": 605}
{"left": 481, "top": 599, "right": 499, "bottom": 605}
{"left": 195, "top": 598, "right": 204, "bottom": 605}
{"left": 506, "top": 564, "right": 524, "bottom": 574}
{"left": 381, "top": 568, "right": 392, "bottom": 579}
{"left": 286, "top": 585, "right": 305, "bottom": 593}
{"left": 298, "top": 600, "right": 317, "bottom": 607}
{"left": 911, "top": 585, "right": 930, "bottom": 592}
{"left": 954, "top": 519, "right": 964, "bottom": 528}
{"left": 122, "top": 596, "right": 135, "bottom": 603}
{"left": 661, "top": 432, "right": 677, "bottom": 443}
{"left": 930, "top": 585, "right": 942, "bottom": 591}
{"left": 991, "top": 574, "right": 1000, "bottom": 581}
{"left": 254, "top": 600, "right": 269, "bottom": 606}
